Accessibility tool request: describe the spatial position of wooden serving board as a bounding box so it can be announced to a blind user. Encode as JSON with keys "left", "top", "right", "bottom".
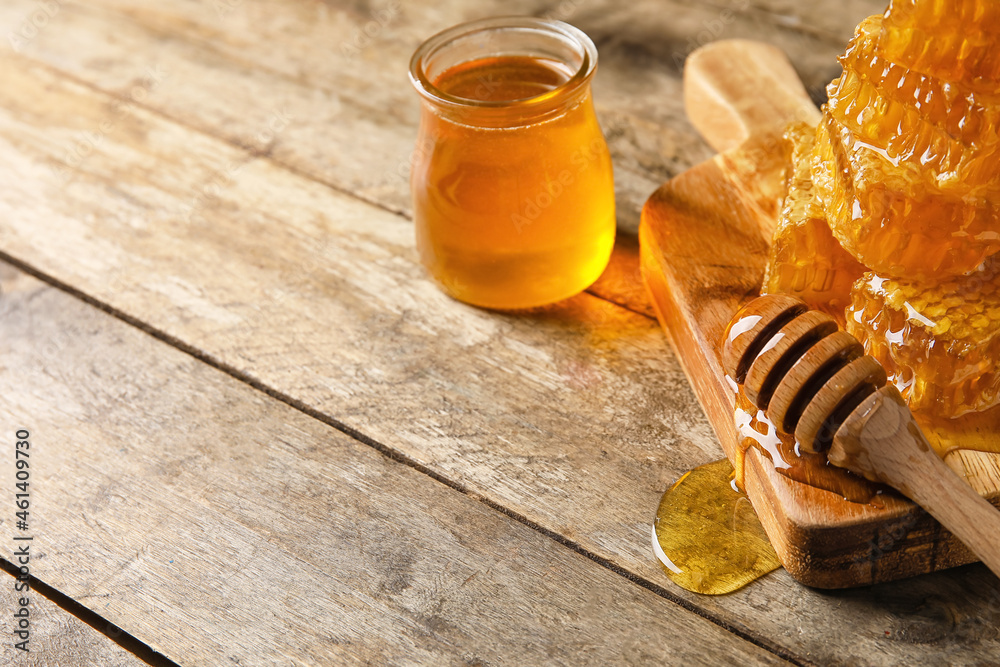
{"left": 640, "top": 41, "right": 1000, "bottom": 588}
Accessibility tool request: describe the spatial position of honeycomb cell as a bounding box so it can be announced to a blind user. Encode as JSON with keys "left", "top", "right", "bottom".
{"left": 813, "top": 114, "right": 1000, "bottom": 280}
{"left": 762, "top": 122, "right": 865, "bottom": 321}
{"left": 813, "top": 12, "right": 1000, "bottom": 280}
{"left": 846, "top": 254, "right": 1000, "bottom": 418}
{"left": 829, "top": 15, "right": 1000, "bottom": 195}
{"left": 884, "top": 0, "right": 1000, "bottom": 32}
{"left": 880, "top": 0, "right": 1000, "bottom": 91}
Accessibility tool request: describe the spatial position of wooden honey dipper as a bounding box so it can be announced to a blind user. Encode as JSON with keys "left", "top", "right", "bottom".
{"left": 723, "top": 294, "right": 1000, "bottom": 578}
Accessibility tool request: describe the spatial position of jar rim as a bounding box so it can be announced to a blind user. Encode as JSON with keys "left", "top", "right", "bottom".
{"left": 408, "top": 16, "right": 598, "bottom": 112}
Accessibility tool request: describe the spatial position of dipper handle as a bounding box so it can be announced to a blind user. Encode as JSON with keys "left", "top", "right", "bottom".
{"left": 723, "top": 294, "right": 1000, "bottom": 578}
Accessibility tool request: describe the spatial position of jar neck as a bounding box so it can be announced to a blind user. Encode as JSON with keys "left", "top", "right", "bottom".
{"left": 409, "top": 17, "right": 598, "bottom": 128}
{"left": 419, "top": 86, "right": 594, "bottom": 128}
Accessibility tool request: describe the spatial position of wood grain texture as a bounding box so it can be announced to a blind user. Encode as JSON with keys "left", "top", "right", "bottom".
{"left": 639, "top": 73, "right": 1000, "bottom": 587}
{"left": 726, "top": 292, "right": 1000, "bottom": 580}
{"left": 0, "top": 51, "right": 710, "bottom": 589}
{"left": 0, "top": 569, "right": 147, "bottom": 667}
{"left": 0, "top": 0, "right": 883, "bottom": 316}
{"left": 684, "top": 40, "right": 822, "bottom": 153}
{"left": 0, "top": 265, "right": 787, "bottom": 667}
{"left": 832, "top": 386, "right": 1000, "bottom": 580}
{"left": 3, "top": 0, "right": 1000, "bottom": 664}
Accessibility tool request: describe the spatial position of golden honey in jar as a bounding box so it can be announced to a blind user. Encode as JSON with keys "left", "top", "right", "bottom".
{"left": 408, "top": 18, "right": 616, "bottom": 309}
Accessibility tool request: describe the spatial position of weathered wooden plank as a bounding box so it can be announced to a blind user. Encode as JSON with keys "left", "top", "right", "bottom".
{"left": 0, "top": 49, "right": 998, "bottom": 665}
{"left": 718, "top": 0, "right": 886, "bottom": 41}
{"left": 0, "top": 569, "right": 150, "bottom": 666}
{"left": 0, "top": 0, "right": 884, "bottom": 315}
{"left": 0, "top": 263, "right": 788, "bottom": 666}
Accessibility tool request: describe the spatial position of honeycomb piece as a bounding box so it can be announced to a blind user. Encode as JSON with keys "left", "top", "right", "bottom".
{"left": 829, "top": 15, "right": 1000, "bottom": 196}
{"left": 846, "top": 254, "right": 1000, "bottom": 417}
{"left": 813, "top": 114, "right": 1000, "bottom": 280}
{"left": 762, "top": 122, "right": 864, "bottom": 322}
{"left": 720, "top": 129, "right": 794, "bottom": 234}
{"left": 880, "top": 0, "right": 1000, "bottom": 91}
{"left": 884, "top": 0, "right": 1000, "bottom": 33}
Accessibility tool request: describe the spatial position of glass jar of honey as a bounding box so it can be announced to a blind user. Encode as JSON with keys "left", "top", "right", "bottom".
{"left": 408, "top": 17, "right": 616, "bottom": 310}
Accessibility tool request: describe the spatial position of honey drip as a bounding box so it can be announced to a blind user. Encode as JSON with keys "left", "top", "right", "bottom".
{"left": 916, "top": 405, "right": 1000, "bottom": 457}
{"left": 847, "top": 257, "right": 1000, "bottom": 418}
{"left": 656, "top": 3, "right": 1000, "bottom": 593}
{"left": 846, "top": 263, "right": 1000, "bottom": 456}
{"left": 733, "top": 391, "right": 888, "bottom": 506}
{"left": 763, "top": 3, "right": 1000, "bottom": 453}
{"left": 653, "top": 459, "right": 780, "bottom": 595}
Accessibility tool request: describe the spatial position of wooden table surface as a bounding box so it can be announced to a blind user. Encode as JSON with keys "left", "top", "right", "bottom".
{"left": 1, "top": 1, "right": 998, "bottom": 665}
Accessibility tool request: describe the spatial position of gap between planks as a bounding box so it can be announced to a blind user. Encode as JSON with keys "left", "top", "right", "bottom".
{"left": 0, "top": 557, "right": 178, "bottom": 667}
{"left": 0, "top": 251, "right": 809, "bottom": 667}
{"left": 10, "top": 42, "right": 658, "bottom": 324}
{"left": 4, "top": 4, "right": 977, "bottom": 663}
{"left": 1, "top": 30, "right": 797, "bottom": 665}
{"left": 0, "top": 33, "right": 786, "bottom": 662}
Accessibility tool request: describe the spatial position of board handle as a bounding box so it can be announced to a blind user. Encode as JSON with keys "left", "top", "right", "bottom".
{"left": 684, "top": 40, "right": 822, "bottom": 153}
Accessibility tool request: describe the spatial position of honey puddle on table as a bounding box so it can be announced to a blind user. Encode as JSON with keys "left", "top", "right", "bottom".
{"left": 652, "top": 459, "right": 780, "bottom": 595}
{"left": 653, "top": 387, "right": 999, "bottom": 595}
{"left": 652, "top": 391, "right": 887, "bottom": 596}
